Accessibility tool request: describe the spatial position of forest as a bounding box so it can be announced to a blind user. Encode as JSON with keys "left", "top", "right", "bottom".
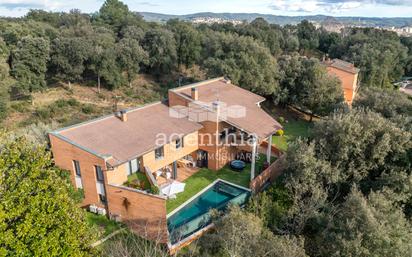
{"left": 0, "top": 0, "right": 412, "bottom": 256}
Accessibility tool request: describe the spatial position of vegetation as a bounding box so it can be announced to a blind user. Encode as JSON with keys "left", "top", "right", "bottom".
{"left": 166, "top": 154, "right": 270, "bottom": 213}
{"left": 86, "top": 213, "right": 123, "bottom": 237}
{"left": 0, "top": 134, "right": 96, "bottom": 256}
{"left": 125, "top": 172, "right": 151, "bottom": 191}
{"left": 1, "top": 1, "right": 412, "bottom": 256}
{"left": 272, "top": 118, "right": 312, "bottom": 151}
{"left": 185, "top": 206, "right": 308, "bottom": 257}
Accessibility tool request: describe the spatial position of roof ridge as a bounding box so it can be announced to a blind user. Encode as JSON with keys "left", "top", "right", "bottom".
{"left": 170, "top": 77, "right": 226, "bottom": 92}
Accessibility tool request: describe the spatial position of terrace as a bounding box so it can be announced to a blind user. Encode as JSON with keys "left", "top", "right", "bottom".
{"left": 166, "top": 153, "right": 274, "bottom": 213}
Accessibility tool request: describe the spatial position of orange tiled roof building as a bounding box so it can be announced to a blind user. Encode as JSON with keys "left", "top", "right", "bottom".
{"left": 323, "top": 58, "right": 360, "bottom": 106}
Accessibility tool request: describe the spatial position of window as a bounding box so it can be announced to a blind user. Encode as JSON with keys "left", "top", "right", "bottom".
{"left": 95, "top": 165, "right": 104, "bottom": 182}
{"left": 128, "top": 158, "right": 139, "bottom": 175}
{"left": 155, "top": 146, "right": 164, "bottom": 160}
{"left": 73, "top": 160, "right": 81, "bottom": 177}
{"left": 175, "top": 137, "right": 184, "bottom": 149}
{"left": 99, "top": 194, "right": 107, "bottom": 204}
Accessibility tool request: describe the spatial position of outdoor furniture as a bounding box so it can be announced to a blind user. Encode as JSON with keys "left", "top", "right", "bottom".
{"left": 177, "top": 159, "right": 191, "bottom": 167}
{"left": 165, "top": 171, "right": 172, "bottom": 179}
{"left": 160, "top": 181, "right": 186, "bottom": 197}
{"left": 155, "top": 170, "right": 163, "bottom": 178}
{"left": 230, "top": 160, "right": 246, "bottom": 172}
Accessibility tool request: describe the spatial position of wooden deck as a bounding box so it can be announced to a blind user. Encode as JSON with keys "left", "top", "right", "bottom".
{"left": 156, "top": 166, "right": 200, "bottom": 186}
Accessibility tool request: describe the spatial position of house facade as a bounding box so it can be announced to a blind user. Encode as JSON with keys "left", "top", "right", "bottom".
{"left": 49, "top": 77, "right": 282, "bottom": 246}
{"left": 323, "top": 58, "right": 360, "bottom": 105}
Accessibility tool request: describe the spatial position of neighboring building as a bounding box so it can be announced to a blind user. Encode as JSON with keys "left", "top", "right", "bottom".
{"left": 323, "top": 58, "right": 360, "bottom": 106}
{"left": 49, "top": 77, "right": 282, "bottom": 250}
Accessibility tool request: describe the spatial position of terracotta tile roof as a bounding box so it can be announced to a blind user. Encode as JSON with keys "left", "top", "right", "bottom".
{"left": 52, "top": 102, "right": 203, "bottom": 166}
{"left": 323, "top": 58, "right": 360, "bottom": 74}
{"left": 172, "top": 78, "right": 282, "bottom": 139}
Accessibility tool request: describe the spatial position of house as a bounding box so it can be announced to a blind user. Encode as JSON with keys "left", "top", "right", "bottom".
{"left": 49, "top": 77, "right": 282, "bottom": 248}
{"left": 323, "top": 58, "right": 360, "bottom": 106}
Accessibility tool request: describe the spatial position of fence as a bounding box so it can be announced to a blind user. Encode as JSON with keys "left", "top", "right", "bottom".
{"left": 249, "top": 154, "right": 285, "bottom": 193}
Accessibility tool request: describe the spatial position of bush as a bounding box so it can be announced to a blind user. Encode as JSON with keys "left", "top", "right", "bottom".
{"left": 0, "top": 100, "right": 7, "bottom": 121}
{"left": 81, "top": 104, "right": 95, "bottom": 114}
{"left": 150, "top": 185, "right": 160, "bottom": 195}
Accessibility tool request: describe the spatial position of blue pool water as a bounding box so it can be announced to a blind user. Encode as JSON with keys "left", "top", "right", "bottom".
{"left": 167, "top": 180, "right": 250, "bottom": 244}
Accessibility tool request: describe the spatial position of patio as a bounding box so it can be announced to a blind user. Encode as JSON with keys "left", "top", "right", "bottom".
{"left": 166, "top": 153, "right": 272, "bottom": 213}
{"left": 156, "top": 165, "right": 200, "bottom": 186}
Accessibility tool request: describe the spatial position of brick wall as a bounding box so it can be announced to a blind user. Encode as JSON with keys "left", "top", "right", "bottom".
{"left": 250, "top": 155, "right": 285, "bottom": 193}
{"left": 106, "top": 184, "right": 168, "bottom": 243}
{"left": 141, "top": 131, "right": 199, "bottom": 172}
{"left": 326, "top": 67, "right": 358, "bottom": 105}
{"left": 168, "top": 91, "right": 191, "bottom": 107}
{"left": 49, "top": 134, "right": 107, "bottom": 208}
{"left": 107, "top": 162, "right": 129, "bottom": 185}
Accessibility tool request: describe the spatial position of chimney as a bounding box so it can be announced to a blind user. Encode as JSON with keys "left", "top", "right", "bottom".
{"left": 191, "top": 87, "right": 198, "bottom": 100}
{"left": 119, "top": 110, "right": 127, "bottom": 122}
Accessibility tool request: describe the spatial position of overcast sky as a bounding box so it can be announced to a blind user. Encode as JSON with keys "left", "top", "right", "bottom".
{"left": 0, "top": 0, "right": 412, "bottom": 18}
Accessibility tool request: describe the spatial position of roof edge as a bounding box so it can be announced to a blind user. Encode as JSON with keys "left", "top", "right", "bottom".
{"left": 49, "top": 132, "right": 110, "bottom": 160}
{"left": 170, "top": 77, "right": 226, "bottom": 92}
{"left": 50, "top": 101, "right": 163, "bottom": 134}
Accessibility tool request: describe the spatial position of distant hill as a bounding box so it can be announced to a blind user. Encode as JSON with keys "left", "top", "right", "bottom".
{"left": 139, "top": 12, "right": 412, "bottom": 27}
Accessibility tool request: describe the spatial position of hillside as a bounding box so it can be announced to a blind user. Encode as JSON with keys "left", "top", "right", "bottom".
{"left": 139, "top": 12, "right": 412, "bottom": 27}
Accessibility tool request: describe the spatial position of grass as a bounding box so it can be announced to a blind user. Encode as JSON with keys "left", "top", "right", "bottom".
{"left": 166, "top": 154, "right": 272, "bottom": 213}
{"left": 125, "top": 172, "right": 151, "bottom": 191}
{"left": 86, "top": 212, "right": 123, "bottom": 237}
{"left": 272, "top": 119, "right": 312, "bottom": 152}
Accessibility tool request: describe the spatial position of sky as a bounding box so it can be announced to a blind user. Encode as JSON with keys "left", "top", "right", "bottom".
{"left": 0, "top": 0, "right": 412, "bottom": 18}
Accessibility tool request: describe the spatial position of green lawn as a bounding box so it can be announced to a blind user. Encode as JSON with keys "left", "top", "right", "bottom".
{"left": 166, "top": 154, "right": 272, "bottom": 213}
{"left": 86, "top": 212, "right": 123, "bottom": 237}
{"left": 124, "top": 172, "right": 151, "bottom": 190}
{"left": 272, "top": 119, "right": 312, "bottom": 152}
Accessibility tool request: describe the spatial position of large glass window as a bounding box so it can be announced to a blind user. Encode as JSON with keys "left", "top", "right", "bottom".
{"left": 95, "top": 165, "right": 104, "bottom": 182}
{"left": 155, "top": 146, "right": 164, "bottom": 160}
{"left": 73, "top": 160, "right": 81, "bottom": 177}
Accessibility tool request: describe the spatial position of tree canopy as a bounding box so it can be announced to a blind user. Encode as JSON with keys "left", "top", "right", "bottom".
{"left": 0, "top": 135, "right": 95, "bottom": 256}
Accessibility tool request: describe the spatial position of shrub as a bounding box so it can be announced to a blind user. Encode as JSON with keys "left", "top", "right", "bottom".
{"left": 81, "top": 104, "right": 95, "bottom": 114}
{"left": 276, "top": 129, "right": 284, "bottom": 136}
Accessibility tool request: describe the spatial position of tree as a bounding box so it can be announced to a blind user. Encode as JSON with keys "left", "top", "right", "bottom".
{"left": 11, "top": 36, "right": 50, "bottom": 93}
{"left": 281, "top": 139, "right": 338, "bottom": 234}
{"left": 236, "top": 18, "right": 284, "bottom": 56}
{"left": 49, "top": 37, "right": 90, "bottom": 87}
{"left": 329, "top": 28, "right": 408, "bottom": 88}
{"left": 167, "top": 19, "right": 201, "bottom": 68}
{"left": 199, "top": 206, "right": 308, "bottom": 257}
{"left": 316, "top": 187, "right": 412, "bottom": 257}
{"left": 88, "top": 27, "right": 123, "bottom": 91}
{"left": 95, "top": 0, "right": 143, "bottom": 34}
{"left": 296, "top": 20, "right": 319, "bottom": 52}
{"left": 142, "top": 28, "right": 177, "bottom": 77}
{"left": 0, "top": 135, "right": 95, "bottom": 256}
{"left": 298, "top": 58, "right": 343, "bottom": 121}
{"left": 353, "top": 87, "right": 412, "bottom": 119}
{"left": 202, "top": 30, "right": 279, "bottom": 96}
{"left": 276, "top": 56, "right": 343, "bottom": 119}
{"left": 116, "top": 38, "right": 148, "bottom": 87}
{"left": 311, "top": 109, "right": 412, "bottom": 193}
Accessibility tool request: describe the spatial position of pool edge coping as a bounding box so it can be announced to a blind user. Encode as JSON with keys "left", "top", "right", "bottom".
{"left": 166, "top": 178, "right": 251, "bottom": 219}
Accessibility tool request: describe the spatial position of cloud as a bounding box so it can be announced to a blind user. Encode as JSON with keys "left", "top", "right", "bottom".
{"left": 137, "top": 1, "right": 159, "bottom": 7}
{"left": 269, "top": 0, "right": 412, "bottom": 13}
{"left": 0, "top": 0, "right": 67, "bottom": 11}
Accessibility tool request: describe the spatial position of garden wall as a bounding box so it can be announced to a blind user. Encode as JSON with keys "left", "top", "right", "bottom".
{"left": 249, "top": 155, "right": 285, "bottom": 193}
{"left": 106, "top": 184, "right": 169, "bottom": 243}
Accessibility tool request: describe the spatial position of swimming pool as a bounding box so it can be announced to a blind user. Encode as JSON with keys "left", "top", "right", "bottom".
{"left": 167, "top": 179, "right": 250, "bottom": 245}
